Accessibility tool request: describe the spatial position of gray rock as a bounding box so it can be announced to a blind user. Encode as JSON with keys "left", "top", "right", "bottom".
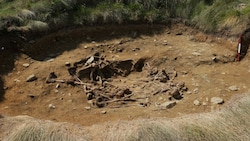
{"left": 211, "top": 97, "right": 224, "bottom": 104}
{"left": 228, "top": 85, "right": 238, "bottom": 91}
{"left": 22, "top": 63, "right": 30, "bottom": 68}
{"left": 26, "top": 74, "right": 37, "bottom": 82}
{"left": 194, "top": 100, "right": 201, "bottom": 106}
{"left": 159, "top": 101, "right": 176, "bottom": 109}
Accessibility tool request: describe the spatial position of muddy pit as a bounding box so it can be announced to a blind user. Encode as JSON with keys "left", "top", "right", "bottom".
{"left": 1, "top": 24, "right": 250, "bottom": 126}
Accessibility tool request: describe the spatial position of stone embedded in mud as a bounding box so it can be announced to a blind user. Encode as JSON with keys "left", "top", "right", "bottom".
{"left": 194, "top": 100, "right": 201, "bottom": 106}
{"left": 26, "top": 74, "right": 37, "bottom": 82}
{"left": 49, "top": 104, "right": 56, "bottom": 109}
{"left": 159, "top": 101, "right": 176, "bottom": 109}
{"left": 22, "top": 63, "right": 30, "bottom": 68}
{"left": 228, "top": 85, "right": 238, "bottom": 91}
{"left": 101, "top": 110, "right": 107, "bottom": 114}
{"left": 211, "top": 97, "right": 224, "bottom": 104}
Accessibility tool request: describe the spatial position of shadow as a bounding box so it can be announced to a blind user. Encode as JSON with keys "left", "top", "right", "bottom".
{"left": 0, "top": 31, "right": 22, "bottom": 102}
{"left": 240, "top": 27, "right": 250, "bottom": 59}
{"left": 0, "top": 78, "right": 4, "bottom": 102}
{"left": 0, "top": 114, "right": 3, "bottom": 118}
{"left": 23, "top": 24, "right": 166, "bottom": 61}
{"left": 0, "top": 24, "right": 167, "bottom": 102}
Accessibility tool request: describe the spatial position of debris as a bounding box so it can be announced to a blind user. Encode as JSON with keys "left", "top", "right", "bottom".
{"left": 45, "top": 53, "right": 187, "bottom": 108}
{"left": 26, "top": 74, "right": 37, "bottom": 82}
{"left": 211, "top": 97, "right": 224, "bottom": 104}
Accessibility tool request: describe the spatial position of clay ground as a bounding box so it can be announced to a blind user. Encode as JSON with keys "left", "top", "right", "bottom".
{"left": 0, "top": 24, "right": 250, "bottom": 126}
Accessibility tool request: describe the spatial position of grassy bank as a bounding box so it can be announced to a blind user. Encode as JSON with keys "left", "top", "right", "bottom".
{"left": 1, "top": 91, "right": 250, "bottom": 140}
{"left": 0, "top": 0, "right": 250, "bottom": 35}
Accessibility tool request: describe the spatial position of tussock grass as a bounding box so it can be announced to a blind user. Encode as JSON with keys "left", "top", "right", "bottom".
{"left": 97, "top": 91, "right": 250, "bottom": 141}
{"left": 1, "top": 93, "right": 250, "bottom": 140}
{"left": 2, "top": 116, "right": 89, "bottom": 141}
{"left": 1, "top": 0, "right": 250, "bottom": 34}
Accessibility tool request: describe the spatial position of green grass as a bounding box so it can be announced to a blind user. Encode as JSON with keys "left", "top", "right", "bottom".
{"left": 0, "top": 0, "right": 250, "bottom": 34}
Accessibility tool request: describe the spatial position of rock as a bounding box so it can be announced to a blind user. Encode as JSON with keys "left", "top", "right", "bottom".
{"left": 176, "top": 32, "right": 183, "bottom": 35}
{"left": 27, "top": 94, "right": 35, "bottom": 99}
{"left": 14, "top": 79, "right": 21, "bottom": 82}
{"left": 202, "top": 102, "right": 208, "bottom": 106}
{"left": 56, "top": 84, "right": 60, "bottom": 89}
{"left": 162, "top": 40, "right": 168, "bottom": 45}
{"left": 22, "top": 63, "right": 30, "bottom": 68}
{"left": 49, "top": 104, "right": 56, "bottom": 109}
{"left": 26, "top": 74, "right": 37, "bottom": 82}
{"left": 211, "top": 97, "right": 224, "bottom": 104}
{"left": 46, "top": 58, "right": 55, "bottom": 62}
{"left": 54, "top": 89, "right": 59, "bottom": 93}
{"left": 191, "top": 52, "right": 202, "bottom": 56}
{"left": 85, "top": 106, "right": 91, "bottom": 110}
{"left": 193, "top": 88, "right": 199, "bottom": 94}
{"left": 101, "top": 110, "right": 107, "bottom": 114}
{"left": 228, "top": 85, "right": 238, "bottom": 91}
{"left": 159, "top": 101, "right": 176, "bottom": 109}
{"left": 194, "top": 100, "right": 201, "bottom": 106}
{"left": 65, "top": 62, "right": 71, "bottom": 67}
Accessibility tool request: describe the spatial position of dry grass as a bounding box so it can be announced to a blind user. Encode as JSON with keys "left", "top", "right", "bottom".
{"left": 1, "top": 91, "right": 250, "bottom": 140}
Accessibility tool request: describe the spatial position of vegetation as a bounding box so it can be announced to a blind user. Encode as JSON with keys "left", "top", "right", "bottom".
{"left": 0, "top": 0, "right": 250, "bottom": 34}
{"left": 106, "top": 91, "right": 250, "bottom": 141}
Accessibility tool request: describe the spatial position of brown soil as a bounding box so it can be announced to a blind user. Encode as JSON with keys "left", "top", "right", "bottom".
{"left": 1, "top": 24, "right": 250, "bottom": 126}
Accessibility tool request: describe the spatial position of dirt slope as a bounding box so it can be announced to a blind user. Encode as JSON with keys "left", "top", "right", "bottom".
{"left": 0, "top": 24, "right": 250, "bottom": 126}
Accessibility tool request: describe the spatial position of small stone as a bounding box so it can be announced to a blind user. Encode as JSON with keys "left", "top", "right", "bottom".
{"left": 27, "top": 94, "right": 35, "bottom": 99}
{"left": 202, "top": 102, "right": 208, "bottom": 106}
{"left": 211, "top": 97, "right": 224, "bottom": 104}
{"left": 22, "top": 63, "right": 30, "bottom": 68}
{"left": 14, "top": 79, "right": 20, "bottom": 82}
{"left": 65, "top": 62, "right": 71, "bottom": 67}
{"left": 56, "top": 84, "right": 60, "bottom": 89}
{"left": 49, "top": 104, "right": 56, "bottom": 109}
{"left": 162, "top": 40, "right": 168, "bottom": 45}
{"left": 181, "top": 71, "right": 188, "bottom": 75}
{"left": 54, "top": 89, "right": 59, "bottom": 93}
{"left": 191, "top": 52, "right": 202, "bottom": 56}
{"left": 159, "top": 101, "right": 176, "bottom": 109}
{"left": 26, "top": 74, "right": 37, "bottom": 82}
{"left": 228, "top": 85, "right": 238, "bottom": 91}
{"left": 193, "top": 88, "right": 199, "bottom": 94}
{"left": 46, "top": 58, "right": 55, "bottom": 62}
{"left": 194, "top": 100, "right": 201, "bottom": 106}
{"left": 85, "top": 106, "right": 91, "bottom": 110}
{"left": 101, "top": 110, "right": 107, "bottom": 114}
